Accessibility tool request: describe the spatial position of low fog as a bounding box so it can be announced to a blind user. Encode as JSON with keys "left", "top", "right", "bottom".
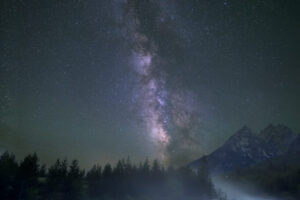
{"left": 213, "top": 177, "right": 282, "bottom": 200}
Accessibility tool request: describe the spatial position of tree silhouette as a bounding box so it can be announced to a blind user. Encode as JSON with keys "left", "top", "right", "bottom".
{"left": 0, "top": 151, "right": 225, "bottom": 200}
{"left": 46, "top": 159, "right": 68, "bottom": 200}
{"left": 17, "top": 153, "right": 40, "bottom": 200}
{"left": 0, "top": 152, "right": 18, "bottom": 200}
{"left": 65, "top": 160, "right": 84, "bottom": 200}
{"left": 86, "top": 164, "right": 102, "bottom": 198}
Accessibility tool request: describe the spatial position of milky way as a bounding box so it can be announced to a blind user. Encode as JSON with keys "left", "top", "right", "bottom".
{"left": 115, "top": 0, "right": 203, "bottom": 164}
{"left": 117, "top": 0, "right": 171, "bottom": 161}
{"left": 133, "top": 51, "right": 170, "bottom": 160}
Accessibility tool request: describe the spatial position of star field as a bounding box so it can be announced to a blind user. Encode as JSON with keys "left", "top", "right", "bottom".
{"left": 0, "top": 0, "right": 299, "bottom": 168}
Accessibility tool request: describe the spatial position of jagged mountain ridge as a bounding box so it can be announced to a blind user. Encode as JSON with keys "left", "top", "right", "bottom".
{"left": 189, "top": 124, "right": 299, "bottom": 173}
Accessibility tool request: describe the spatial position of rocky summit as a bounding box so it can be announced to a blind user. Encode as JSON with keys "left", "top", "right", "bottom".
{"left": 189, "top": 124, "right": 300, "bottom": 174}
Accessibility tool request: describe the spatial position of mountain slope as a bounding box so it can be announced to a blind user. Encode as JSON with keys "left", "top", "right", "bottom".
{"left": 189, "top": 124, "right": 299, "bottom": 174}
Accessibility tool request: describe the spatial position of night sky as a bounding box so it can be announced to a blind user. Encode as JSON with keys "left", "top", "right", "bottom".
{"left": 1, "top": 0, "right": 300, "bottom": 168}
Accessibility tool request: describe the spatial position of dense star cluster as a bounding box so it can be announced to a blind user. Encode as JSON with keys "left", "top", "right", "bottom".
{"left": 132, "top": 49, "right": 170, "bottom": 160}
{"left": 120, "top": 2, "right": 171, "bottom": 160}
{"left": 0, "top": 0, "right": 299, "bottom": 168}
{"left": 115, "top": 0, "right": 204, "bottom": 163}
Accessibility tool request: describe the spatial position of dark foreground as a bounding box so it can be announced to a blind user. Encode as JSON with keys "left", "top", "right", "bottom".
{"left": 0, "top": 152, "right": 217, "bottom": 200}
{"left": 1, "top": 151, "right": 299, "bottom": 200}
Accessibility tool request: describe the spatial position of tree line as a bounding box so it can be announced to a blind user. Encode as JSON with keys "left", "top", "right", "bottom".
{"left": 0, "top": 151, "right": 217, "bottom": 200}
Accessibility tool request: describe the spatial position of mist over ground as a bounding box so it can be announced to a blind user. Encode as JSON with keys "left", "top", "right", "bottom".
{"left": 213, "top": 177, "right": 282, "bottom": 200}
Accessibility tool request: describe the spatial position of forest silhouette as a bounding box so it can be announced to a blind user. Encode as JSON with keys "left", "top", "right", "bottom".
{"left": 0, "top": 151, "right": 216, "bottom": 200}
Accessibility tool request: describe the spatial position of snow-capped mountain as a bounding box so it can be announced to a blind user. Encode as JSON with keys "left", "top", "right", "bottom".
{"left": 189, "top": 124, "right": 299, "bottom": 174}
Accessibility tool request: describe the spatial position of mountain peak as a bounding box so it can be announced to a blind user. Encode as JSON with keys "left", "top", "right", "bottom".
{"left": 259, "top": 124, "right": 296, "bottom": 141}
{"left": 258, "top": 124, "right": 297, "bottom": 155}
{"left": 264, "top": 123, "right": 276, "bottom": 130}
{"left": 189, "top": 124, "right": 299, "bottom": 174}
{"left": 237, "top": 125, "right": 252, "bottom": 135}
{"left": 260, "top": 124, "right": 291, "bottom": 135}
{"left": 226, "top": 125, "right": 253, "bottom": 143}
